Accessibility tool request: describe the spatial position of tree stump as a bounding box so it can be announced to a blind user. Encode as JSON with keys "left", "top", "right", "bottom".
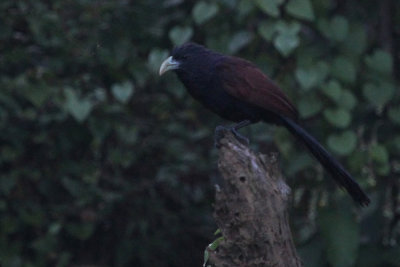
{"left": 208, "top": 129, "right": 303, "bottom": 267}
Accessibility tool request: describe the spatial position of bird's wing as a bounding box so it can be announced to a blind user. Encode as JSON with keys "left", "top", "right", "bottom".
{"left": 216, "top": 56, "right": 299, "bottom": 121}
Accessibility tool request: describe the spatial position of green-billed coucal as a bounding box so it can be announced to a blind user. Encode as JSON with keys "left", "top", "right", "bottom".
{"left": 159, "top": 42, "right": 369, "bottom": 206}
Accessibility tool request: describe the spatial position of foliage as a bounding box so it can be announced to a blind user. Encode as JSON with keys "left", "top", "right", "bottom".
{"left": 1, "top": 0, "right": 399, "bottom": 266}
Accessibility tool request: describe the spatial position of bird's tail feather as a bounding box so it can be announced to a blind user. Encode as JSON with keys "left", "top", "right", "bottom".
{"left": 279, "top": 116, "right": 370, "bottom": 206}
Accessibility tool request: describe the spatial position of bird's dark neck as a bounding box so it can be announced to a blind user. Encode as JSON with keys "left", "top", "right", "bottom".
{"left": 175, "top": 54, "right": 225, "bottom": 93}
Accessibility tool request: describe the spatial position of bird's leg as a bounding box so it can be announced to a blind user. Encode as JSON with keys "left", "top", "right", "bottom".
{"left": 232, "top": 119, "right": 252, "bottom": 130}
{"left": 230, "top": 120, "right": 252, "bottom": 145}
{"left": 214, "top": 120, "right": 252, "bottom": 147}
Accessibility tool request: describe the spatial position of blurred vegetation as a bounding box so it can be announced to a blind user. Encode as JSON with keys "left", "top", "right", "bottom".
{"left": 1, "top": 0, "right": 400, "bottom": 266}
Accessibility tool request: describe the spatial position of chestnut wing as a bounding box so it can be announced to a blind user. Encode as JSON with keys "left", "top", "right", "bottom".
{"left": 216, "top": 56, "right": 299, "bottom": 121}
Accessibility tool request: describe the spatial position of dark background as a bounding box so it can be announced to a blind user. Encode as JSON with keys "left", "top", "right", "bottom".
{"left": 1, "top": 0, "right": 400, "bottom": 266}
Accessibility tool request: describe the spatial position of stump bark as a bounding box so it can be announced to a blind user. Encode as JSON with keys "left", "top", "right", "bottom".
{"left": 208, "top": 130, "right": 303, "bottom": 267}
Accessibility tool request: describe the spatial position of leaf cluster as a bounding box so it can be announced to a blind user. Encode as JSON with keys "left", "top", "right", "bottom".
{"left": 1, "top": 0, "right": 400, "bottom": 266}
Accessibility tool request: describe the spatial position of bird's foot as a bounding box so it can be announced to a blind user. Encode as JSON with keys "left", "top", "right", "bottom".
{"left": 214, "top": 125, "right": 250, "bottom": 148}
{"left": 231, "top": 128, "right": 250, "bottom": 146}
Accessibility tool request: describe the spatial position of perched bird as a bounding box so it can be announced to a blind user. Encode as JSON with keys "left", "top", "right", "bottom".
{"left": 159, "top": 42, "right": 370, "bottom": 206}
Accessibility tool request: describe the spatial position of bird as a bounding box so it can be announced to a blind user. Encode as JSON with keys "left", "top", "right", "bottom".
{"left": 159, "top": 42, "right": 370, "bottom": 206}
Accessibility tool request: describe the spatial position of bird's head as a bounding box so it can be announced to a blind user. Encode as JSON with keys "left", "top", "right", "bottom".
{"left": 159, "top": 42, "right": 219, "bottom": 76}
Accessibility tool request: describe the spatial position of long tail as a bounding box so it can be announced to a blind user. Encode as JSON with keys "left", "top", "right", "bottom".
{"left": 280, "top": 116, "right": 370, "bottom": 206}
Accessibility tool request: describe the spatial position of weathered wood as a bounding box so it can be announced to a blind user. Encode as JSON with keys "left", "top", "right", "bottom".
{"left": 208, "top": 130, "right": 303, "bottom": 267}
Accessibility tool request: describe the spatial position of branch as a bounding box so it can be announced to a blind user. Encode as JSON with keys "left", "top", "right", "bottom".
{"left": 208, "top": 129, "right": 302, "bottom": 267}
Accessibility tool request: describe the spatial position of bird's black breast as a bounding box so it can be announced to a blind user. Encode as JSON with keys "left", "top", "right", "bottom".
{"left": 176, "top": 68, "right": 263, "bottom": 123}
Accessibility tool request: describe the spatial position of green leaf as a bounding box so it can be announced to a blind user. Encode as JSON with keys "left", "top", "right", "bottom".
{"left": 331, "top": 57, "right": 356, "bottom": 84}
{"left": 204, "top": 236, "right": 224, "bottom": 267}
{"left": 337, "top": 89, "right": 357, "bottom": 110}
{"left": 362, "top": 82, "right": 395, "bottom": 108}
{"left": 369, "top": 144, "right": 390, "bottom": 175}
{"left": 369, "top": 144, "right": 389, "bottom": 164}
{"left": 285, "top": 0, "right": 314, "bottom": 21}
{"left": 323, "top": 108, "right": 351, "bottom": 128}
{"left": 61, "top": 177, "right": 85, "bottom": 197}
{"left": 48, "top": 223, "right": 62, "bottom": 235}
{"left": 254, "top": 0, "right": 284, "bottom": 17}
{"left": 258, "top": 21, "right": 276, "bottom": 41}
{"left": 342, "top": 24, "right": 367, "bottom": 55}
{"left": 111, "top": 81, "right": 134, "bottom": 104}
{"left": 347, "top": 150, "right": 367, "bottom": 173}
{"left": 388, "top": 106, "right": 400, "bottom": 125}
{"left": 318, "top": 16, "right": 349, "bottom": 42}
{"left": 192, "top": 2, "right": 219, "bottom": 25}
{"left": 321, "top": 80, "right": 342, "bottom": 102}
{"left": 316, "top": 61, "right": 329, "bottom": 80}
{"left": 317, "top": 19, "right": 330, "bottom": 38}
{"left": 237, "top": 0, "right": 255, "bottom": 17}
{"left": 32, "top": 235, "right": 57, "bottom": 253}
{"left": 22, "top": 85, "right": 51, "bottom": 107}
{"left": 318, "top": 209, "right": 359, "bottom": 267}
{"left": 116, "top": 125, "right": 138, "bottom": 144}
{"left": 228, "top": 31, "right": 253, "bottom": 53}
{"left": 273, "top": 22, "right": 301, "bottom": 57}
{"left": 330, "top": 16, "right": 349, "bottom": 41}
{"left": 275, "top": 128, "right": 292, "bottom": 157}
{"left": 66, "top": 223, "right": 94, "bottom": 241}
{"left": 169, "top": 26, "right": 193, "bottom": 46}
{"left": 296, "top": 68, "right": 318, "bottom": 90}
{"left": 63, "top": 88, "right": 94, "bottom": 122}
{"left": 203, "top": 250, "right": 209, "bottom": 267}
{"left": 365, "top": 49, "right": 393, "bottom": 75}
{"left": 296, "top": 62, "right": 328, "bottom": 90}
{"left": 275, "top": 21, "right": 301, "bottom": 35}
{"left": 327, "top": 130, "right": 357, "bottom": 156}
{"left": 298, "top": 94, "right": 322, "bottom": 118}
{"left": 322, "top": 81, "right": 357, "bottom": 110}
{"left": 286, "top": 152, "right": 313, "bottom": 175}
{"left": 208, "top": 236, "right": 224, "bottom": 250}
{"left": 206, "top": 32, "right": 231, "bottom": 52}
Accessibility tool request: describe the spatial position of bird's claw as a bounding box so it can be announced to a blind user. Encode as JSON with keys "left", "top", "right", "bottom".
{"left": 231, "top": 128, "right": 250, "bottom": 146}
